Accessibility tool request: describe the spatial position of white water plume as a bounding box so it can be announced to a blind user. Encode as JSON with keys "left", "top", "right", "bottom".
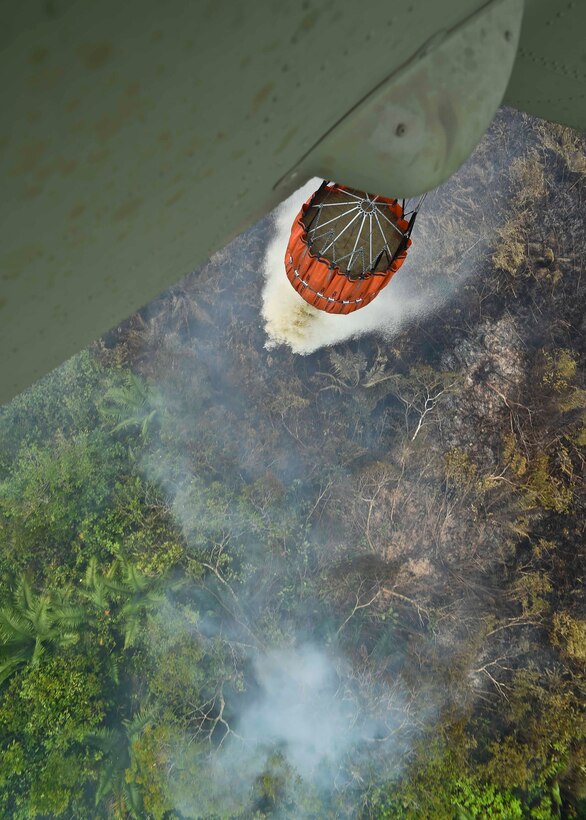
{"left": 261, "top": 176, "right": 485, "bottom": 354}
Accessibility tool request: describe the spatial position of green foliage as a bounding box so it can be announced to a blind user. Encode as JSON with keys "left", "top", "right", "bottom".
{"left": 0, "top": 350, "right": 108, "bottom": 464}
{"left": 3, "top": 654, "right": 106, "bottom": 747}
{"left": 80, "top": 475, "right": 185, "bottom": 574}
{"left": 142, "top": 600, "right": 245, "bottom": 736}
{"left": 86, "top": 706, "right": 157, "bottom": 816}
{"left": 551, "top": 612, "right": 586, "bottom": 662}
{"left": 145, "top": 630, "right": 206, "bottom": 722}
{"left": 453, "top": 778, "right": 523, "bottom": 818}
{"left": 101, "top": 371, "right": 162, "bottom": 440}
{"left": 511, "top": 571, "right": 552, "bottom": 617}
{"left": 26, "top": 750, "right": 89, "bottom": 818}
{"left": 502, "top": 433, "right": 528, "bottom": 477}
{"left": 252, "top": 751, "right": 298, "bottom": 816}
{"left": 522, "top": 452, "right": 573, "bottom": 513}
{"left": 542, "top": 349, "right": 578, "bottom": 393}
{"left": 492, "top": 218, "right": 526, "bottom": 275}
{"left": 366, "top": 756, "right": 524, "bottom": 819}
{"left": 445, "top": 448, "right": 478, "bottom": 487}
{"left": 0, "top": 577, "right": 84, "bottom": 684}
{"left": 126, "top": 724, "right": 175, "bottom": 820}
{"left": 116, "top": 561, "right": 169, "bottom": 649}
{"left": 0, "top": 653, "right": 105, "bottom": 817}
{"left": 557, "top": 386, "right": 586, "bottom": 414}
{"left": 0, "top": 554, "right": 179, "bottom": 816}
{"left": 82, "top": 555, "right": 179, "bottom": 649}
{"left": 534, "top": 348, "right": 586, "bottom": 450}
{"left": 480, "top": 668, "right": 584, "bottom": 815}
{"left": 0, "top": 429, "right": 127, "bottom": 584}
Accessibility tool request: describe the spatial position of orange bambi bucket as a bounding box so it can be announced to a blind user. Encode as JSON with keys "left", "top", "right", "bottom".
{"left": 284, "top": 183, "right": 418, "bottom": 315}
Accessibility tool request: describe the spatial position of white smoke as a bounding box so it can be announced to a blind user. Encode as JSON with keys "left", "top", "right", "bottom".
{"left": 238, "top": 645, "right": 364, "bottom": 778}
{"left": 161, "top": 639, "right": 412, "bottom": 817}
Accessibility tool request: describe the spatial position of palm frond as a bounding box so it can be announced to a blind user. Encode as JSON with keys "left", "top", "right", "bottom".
{"left": 0, "top": 575, "right": 84, "bottom": 685}
{"left": 122, "top": 615, "right": 140, "bottom": 650}
{"left": 0, "top": 609, "right": 34, "bottom": 643}
{"left": 110, "top": 416, "right": 144, "bottom": 434}
{"left": 56, "top": 631, "right": 80, "bottom": 649}
{"left": 124, "top": 370, "right": 150, "bottom": 401}
{"left": 27, "top": 595, "right": 53, "bottom": 637}
{"left": 31, "top": 636, "right": 45, "bottom": 665}
{"left": 95, "top": 754, "right": 126, "bottom": 806}
{"left": 121, "top": 590, "right": 165, "bottom": 617}
{"left": 104, "top": 558, "right": 124, "bottom": 582}
{"left": 79, "top": 586, "right": 110, "bottom": 610}
{"left": 99, "top": 576, "right": 128, "bottom": 596}
{"left": 140, "top": 409, "right": 157, "bottom": 439}
{"left": 102, "top": 372, "right": 158, "bottom": 439}
{"left": 123, "top": 779, "right": 143, "bottom": 817}
{"left": 14, "top": 577, "right": 35, "bottom": 612}
{"left": 85, "top": 727, "right": 122, "bottom": 754}
{"left": 0, "top": 656, "right": 26, "bottom": 685}
{"left": 50, "top": 586, "right": 74, "bottom": 604}
{"left": 84, "top": 556, "right": 100, "bottom": 590}
{"left": 0, "top": 645, "right": 30, "bottom": 666}
{"left": 53, "top": 602, "right": 87, "bottom": 629}
{"left": 123, "top": 705, "right": 157, "bottom": 741}
{"left": 106, "top": 654, "right": 119, "bottom": 685}
{"left": 83, "top": 557, "right": 124, "bottom": 602}
{"left": 121, "top": 562, "right": 150, "bottom": 593}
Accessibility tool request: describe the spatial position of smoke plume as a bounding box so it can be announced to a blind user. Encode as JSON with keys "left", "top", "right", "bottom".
{"left": 140, "top": 113, "right": 527, "bottom": 816}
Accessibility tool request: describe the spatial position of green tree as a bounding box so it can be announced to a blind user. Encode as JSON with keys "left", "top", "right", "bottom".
{"left": 101, "top": 371, "right": 162, "bottom": 440}
{"left": 0, "top": 350, "right": 108, "bottom": 465}
{"left": 86, "top": 707, "right": 156, "bottom": 817}
{"left": 0, "top": 429, "right": 127, "bottom": 584}
{"left": 83, "top": 555, "right": 178, "bottom": 648}
{"left": 0, "top": 653, "right": 106, "bottom": 817}
{"left": 0, "top": 577, "right": 84, "bottom": 684}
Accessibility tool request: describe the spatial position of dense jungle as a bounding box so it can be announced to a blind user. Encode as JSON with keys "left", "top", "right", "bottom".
{"left": 0, "top": 109, "right": 585, "bottom": 819}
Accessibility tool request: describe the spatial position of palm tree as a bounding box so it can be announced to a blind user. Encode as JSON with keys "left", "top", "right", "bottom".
{"left": 0, "top": 577, "right": 85, "bottom": 684}
{"left": 81, "top": 556, "right": 123, "bottom": 611}
{"left": 117, "top": 561, "right": 168, "bottom": 649}
{"left": 101, "top": 371, "right": 161, "bottom": 440}
{"left": 82, "top": 556, "right": 174, "bottom": 649}
{"left": 86, "top": 706, "right": 156, "bottom": 817}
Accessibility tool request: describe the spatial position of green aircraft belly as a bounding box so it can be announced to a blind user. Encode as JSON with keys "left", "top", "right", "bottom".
{"left": 0, "top": 0, "right": 584, "bottom": 405}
